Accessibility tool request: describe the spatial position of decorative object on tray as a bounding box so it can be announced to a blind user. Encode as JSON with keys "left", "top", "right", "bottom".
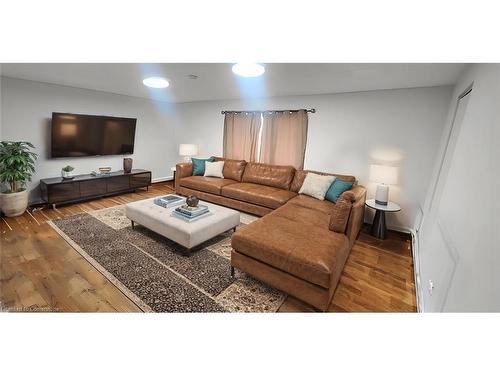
{"left": 123, "top": 158, "right": 133, "bottom": 173}
{"left": 186, "top": 195, "right": 199, "bottom": 207}
{"left": 153, "top": 194, "right": 184, "bottom": 208}
{"left": 61, "top": 165, "right": 75, "bottom": 179}
{"left": 173, "top": 203, "right": 211, "bottom": 222}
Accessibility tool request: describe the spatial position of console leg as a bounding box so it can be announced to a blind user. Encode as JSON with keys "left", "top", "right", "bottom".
{"left": 230, "top": 266, "right": 235, "bottom": 277}
{"left": 131, "top": 220, "right": 135, "bottom": 229}
{"left": 233, "top": 227, "right": 237, "bottom": 232}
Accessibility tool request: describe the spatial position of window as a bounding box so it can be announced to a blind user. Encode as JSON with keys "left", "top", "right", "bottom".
{"left": 223, "top": 109, "right": 308, "bottom": 169}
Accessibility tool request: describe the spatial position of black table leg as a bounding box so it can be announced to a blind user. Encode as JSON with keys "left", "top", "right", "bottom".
{"left": 371, "top": 209, "right": 387, "bottom": 239}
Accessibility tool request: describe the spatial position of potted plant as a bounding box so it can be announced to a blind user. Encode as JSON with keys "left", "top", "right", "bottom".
{"left": 61, "top": 165, "right": 75, "bottom": 179}
{"left": 0, "top": 141, "right": 37, "bottom": 217}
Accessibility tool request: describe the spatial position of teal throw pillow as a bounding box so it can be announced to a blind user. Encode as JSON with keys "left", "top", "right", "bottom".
{"left": 192, "top": 157, "right": 215, "bottom": 176}
{"left": 325, "top": 179, "right": 353, "bottom": 203}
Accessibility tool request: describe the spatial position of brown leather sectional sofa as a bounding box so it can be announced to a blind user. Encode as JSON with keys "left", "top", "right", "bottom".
{"left": 175, "top": 157, "right": 366, "bottom": 311}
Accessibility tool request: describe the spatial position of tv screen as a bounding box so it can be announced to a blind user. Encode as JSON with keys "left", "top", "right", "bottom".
{"left": 51, "top": 112, "right": 137, "bottom": 158}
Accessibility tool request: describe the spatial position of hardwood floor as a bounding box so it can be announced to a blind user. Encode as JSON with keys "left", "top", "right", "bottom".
{"left": 0, "top": 182, "right": 416, "bottom": 312}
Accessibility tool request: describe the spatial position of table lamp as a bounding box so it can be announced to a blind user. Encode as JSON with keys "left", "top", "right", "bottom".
{"left": 370, "top": 164, "right": 398, "bottom": 205}
{"left": 179, "top": 144, "right": 198, "bottom": 163}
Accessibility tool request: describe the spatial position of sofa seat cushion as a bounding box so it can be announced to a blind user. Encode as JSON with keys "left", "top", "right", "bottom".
{"left": 288, "top": 194, "right": 336, "bottom": 215}
{"left": 179, "top": 176, "right": 238, "bottom": 195}
{"left": 221, "top": 182, "right": 297, "bottom": 209}
{"left": 272, "top": 202, "right": 331, "bottom": 230}
{"left": 232, "top": 214, "right": 349, "bottom": 288}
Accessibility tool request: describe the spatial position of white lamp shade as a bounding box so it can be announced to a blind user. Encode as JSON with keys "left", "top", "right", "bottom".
{"left": 370, "top": 164, "right": 398, "bottom": 185}
{"left": 179, "top": 144, "right": 198, "bottom": 157}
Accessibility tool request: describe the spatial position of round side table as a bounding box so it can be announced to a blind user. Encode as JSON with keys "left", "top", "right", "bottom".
{"left": 365, "top": 199, "right": 401, "bottom": 239}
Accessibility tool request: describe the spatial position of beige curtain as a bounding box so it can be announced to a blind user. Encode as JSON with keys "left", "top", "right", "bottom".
{"left": 260, "top": 109, "right": 308, "bottom": 168}
{"left": 223, "top": 112, "right": 261, "bottom": 162}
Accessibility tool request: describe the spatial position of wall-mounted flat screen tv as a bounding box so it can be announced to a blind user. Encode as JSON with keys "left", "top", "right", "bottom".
{"left": 51, "top": 112, "right": 137, "bottom": 158}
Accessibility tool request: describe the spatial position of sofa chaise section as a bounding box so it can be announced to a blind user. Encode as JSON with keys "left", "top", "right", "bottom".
{"left": 231, "top": 185, "right": 366, "bottom": 311}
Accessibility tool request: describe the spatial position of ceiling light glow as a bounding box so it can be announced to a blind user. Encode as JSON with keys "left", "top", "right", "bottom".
{"left": 143, "top": 77, "right": 169, "bottom": 88}
{"left": 232, "top": 63, "right": 265, "bottom": 77}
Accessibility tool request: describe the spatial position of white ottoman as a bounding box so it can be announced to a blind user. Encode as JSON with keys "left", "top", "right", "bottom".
{"left": 125, "top": 197, "right": 240, "bottom": 250}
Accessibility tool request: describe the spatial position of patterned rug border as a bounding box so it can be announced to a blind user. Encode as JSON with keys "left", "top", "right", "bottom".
{"left": 48, "top": 220, "right": 153, "bottom": 312}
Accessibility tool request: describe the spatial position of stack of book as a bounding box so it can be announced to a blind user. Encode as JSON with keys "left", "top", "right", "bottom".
{"left": 154, "top": 195, "right": 184, "bottom": 208}
{"left": 91, "top": 170, "right": 111, "bottom": 177}
{"left": 173, "top": 204, "right": 210, "bottom": 222}
{"left": 91, "top": 166, "right": 113, "bottom": 177}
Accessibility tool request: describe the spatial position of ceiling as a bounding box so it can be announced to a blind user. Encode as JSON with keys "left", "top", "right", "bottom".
{"left": 0, "top": 63, "right": 468, "bottom": 103}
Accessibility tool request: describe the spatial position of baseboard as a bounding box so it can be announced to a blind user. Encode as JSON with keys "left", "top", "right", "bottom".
{"left": 409, "top": 228, "right": 423, "bottom": 312}
{"left": 152, "top": 176, "right": 173, "bottom": 183}
{"left": 364, "top": 221, "right": 412, "bottom": 235}
{"left": 387, "top": 224, "right": 412, "bottom": 234}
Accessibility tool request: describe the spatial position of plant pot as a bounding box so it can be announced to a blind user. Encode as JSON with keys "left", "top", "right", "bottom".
{"left": 61, "top": 170, "right": 74, "bottom": 179}
{"left": 0, "top": 190, "right": 28, "bottom": 217}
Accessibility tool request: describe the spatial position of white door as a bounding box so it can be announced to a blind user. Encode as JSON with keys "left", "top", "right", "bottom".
{"left": 418, "top": 87, "right": 471, "bottom": 312}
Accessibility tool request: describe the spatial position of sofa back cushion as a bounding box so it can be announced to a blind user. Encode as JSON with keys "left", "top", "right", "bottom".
{"left": 242, "top": 162, "right": 296, "bottom": 190}
{"left": 291, "top": 170, "right": 356, "bottom": 193}
{"left": 213, "top": 157, "right": 247, "bottom": 181}
{"left": 192, "top": 157, "right": 215, "bottom": 176}
{"left": 325, "top": 179, "right": 354, "bottom": 203}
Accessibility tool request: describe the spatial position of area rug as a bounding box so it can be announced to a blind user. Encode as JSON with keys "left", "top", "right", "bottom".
{"left": 49, "top": 206, "right": 286, "bottom": 312}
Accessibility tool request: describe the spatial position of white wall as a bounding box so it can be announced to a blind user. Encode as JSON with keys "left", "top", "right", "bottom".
{"left": 0, "top": 77, "right": 180, "bottom": 203}
{"left": 417, "top": 64, "right": 500, "bottom": 311}
{"left": 175, "top": 87, "right": 453, "bottom": 230}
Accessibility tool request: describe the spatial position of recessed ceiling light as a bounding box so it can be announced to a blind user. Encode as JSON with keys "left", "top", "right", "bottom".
{"left": 143, "top": 77, "right": 169, "bottom": 88}
{"left": 232, "top": 63, "right": 265, "bottom": 77}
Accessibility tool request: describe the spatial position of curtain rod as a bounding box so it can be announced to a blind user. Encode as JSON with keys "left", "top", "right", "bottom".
{"left": 221, "top": 108, "right": 316, "bottom": 114}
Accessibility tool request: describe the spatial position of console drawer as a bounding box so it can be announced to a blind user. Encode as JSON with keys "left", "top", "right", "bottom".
{"left": 130, "top": 172, "right": 151, "bottom": 188}
{"left": 49, "top": 182, "right": 80, "bottom": 203}
{"left": 80, "top": 179, "right": 107, "bottom": 196}
{"left": 106, "top": 175, "right": 130, "bottom": 192}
